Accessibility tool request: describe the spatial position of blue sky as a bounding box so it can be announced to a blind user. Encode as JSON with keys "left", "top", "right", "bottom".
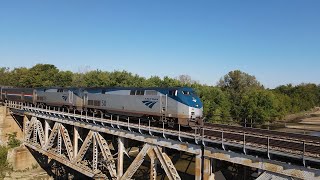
{"left": 0, "top": 0, "right": 319, "bottom": 88}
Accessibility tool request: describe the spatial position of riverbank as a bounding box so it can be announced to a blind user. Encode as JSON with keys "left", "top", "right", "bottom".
{"left": 275, "top": 108, "right": 320, "bottom": 136}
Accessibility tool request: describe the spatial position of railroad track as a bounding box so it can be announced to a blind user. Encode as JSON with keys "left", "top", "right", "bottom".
{"left": 203, "top": 123, "right": 320, "bottom": 158}
{"left": 204, "top": 122, "right": 320, "bottom": 144}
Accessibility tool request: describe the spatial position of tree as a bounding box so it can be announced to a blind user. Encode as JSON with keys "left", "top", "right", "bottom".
{"left": 240, "top": 89, "right": 282, "bottom": 124}
{"left": 196, "top": 86, "right": 231, "bottom": 122}
{"left": 6, "top": 132, "right": 21, "bottom": 148}
{"left": 55, "top": 71, "right": 73, "bottom": 87}
{"left": 0, "top": 67, "right": 10, "bottom": 86}
{"left": 83, "top": 70, "right": 110, "bottom": 87}
{"left": 29, "top": 64, "right": 59, "bottom": 87}
{"left": 218, "top": 70, "right": 263, "bottom": 120}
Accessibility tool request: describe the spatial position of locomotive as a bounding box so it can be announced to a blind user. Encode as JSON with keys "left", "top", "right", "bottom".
{"left": 0, "top": 86, "right": 203, "bottom": 127}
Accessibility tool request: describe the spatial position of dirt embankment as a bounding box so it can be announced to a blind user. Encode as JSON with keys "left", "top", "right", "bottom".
{"left": 277, "top": 107, "right": 320, "bottom": 134}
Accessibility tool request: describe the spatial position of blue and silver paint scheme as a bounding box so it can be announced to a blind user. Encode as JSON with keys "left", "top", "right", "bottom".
{"left": 83, "top": 87, "right": 203, "bottom": 126}
{"left": 1, "top": 86, "right": 204, "bottom": 127}
{"left": 35, "top": 88, "right": 83, "bottom": 109}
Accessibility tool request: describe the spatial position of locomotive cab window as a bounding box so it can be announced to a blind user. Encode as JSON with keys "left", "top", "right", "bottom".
{"left": 169, "top": 90, "right": 177, "bottom": 96}
{"left": 182, "top": 91, "right": 190, "bottom": 95}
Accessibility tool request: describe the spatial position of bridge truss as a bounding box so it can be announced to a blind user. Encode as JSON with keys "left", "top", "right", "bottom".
{"left": 5, "top": 101, "right": 320, "bottom": 180}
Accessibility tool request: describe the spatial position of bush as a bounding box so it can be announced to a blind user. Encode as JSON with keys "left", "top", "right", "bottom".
{"left": 0, "top": 145, "right": 9, "bottom": 178}
{"left": 6, "top": 132, "right": 21, "bottom": 149}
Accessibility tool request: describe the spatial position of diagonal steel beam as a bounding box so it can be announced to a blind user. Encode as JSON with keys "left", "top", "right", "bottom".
{"left": 36, "top": 119, "right": 45, "bottom": 147}
{"left": 147, "top": 148, "right": 157, "bottom": 180}
{"left": 59, "top": 124, "right": 74, "bottom": 161}
{"left": 45, "top": 122, "right": 60, "bottom": 150}
{"left": 95, "top": 133, "right": 117, "bottom": 178}
{"left": 93, "top": 133, "right": 98, "bottom": 172}
{"left": 25, "top": 117, "right": 36, "bottom": 142}
{"left": 120, "top": 144, "right": 151, "bottom": 180}
{"left": 74, "top": 130, "right": 94, "bottom": 163}
{"left": 33, "top": 119, "right": 38, "bottom": 144}
{"left": 154, "top": 146, "right": 181, "bottom": 180}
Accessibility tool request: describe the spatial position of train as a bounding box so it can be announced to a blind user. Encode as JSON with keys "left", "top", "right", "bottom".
{"left": 0, "top": 86, "right": 204, "bottom": 128}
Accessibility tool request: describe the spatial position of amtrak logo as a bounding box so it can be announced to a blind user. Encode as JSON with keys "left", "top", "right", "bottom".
{"left": 62, "top": 95, "right": 68, "bottom": 101}
{"left": 142, "top": 100, "right": 157, "bottom": 109}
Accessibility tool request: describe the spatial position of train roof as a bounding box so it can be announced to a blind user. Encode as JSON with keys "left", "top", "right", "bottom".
{"left": 83, "top": 87, "right": 194, "bottom": 91}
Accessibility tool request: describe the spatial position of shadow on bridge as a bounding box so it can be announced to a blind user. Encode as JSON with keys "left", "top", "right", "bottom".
{"left": 27, "top": 147, "right": 90, "bottom": 180}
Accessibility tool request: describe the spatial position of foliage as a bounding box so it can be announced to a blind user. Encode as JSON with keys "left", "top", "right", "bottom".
{"left": 0, "top": 145, "right": 9, "bottom": 179}
{"left": 6, "top": 132, "right": 21, "bottom": 149}
{"left": 218, "top": 70, "right": 263, "bottom": 120}
{"left": 240, "top": 89, "right": 282, "bottom": 123}
{"left": 0, "top": 64, "right": 320, "bottom": 125}
{"left": 196, "top": 86, "right": 231, "bottom": 122}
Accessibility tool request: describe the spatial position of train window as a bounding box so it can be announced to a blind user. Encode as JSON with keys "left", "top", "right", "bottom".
{"left": 88, "top": 100, "right": 94, "bottom": 106}
{"left": 57, "top": 89, "right": 63, "bottom": 92}
{"left": 169, "top": 90, "right": 177, "bottom": 96}
{"left": 136, "top": 90, "right": 145, "bottom": 95}
{"left": 102, "top": 90, "right": 106, "bottom": 94}
{"left": 130, "top": 90, "right": 136, "bottom": 95}
{"left": 182, "top": 91, "right": 190, "bottom": 95}
{"left": 146, "top": 90, "right": 157, "bottom": 96}
{"left": 94, "top": 100, "right": 101, "bottom": 106}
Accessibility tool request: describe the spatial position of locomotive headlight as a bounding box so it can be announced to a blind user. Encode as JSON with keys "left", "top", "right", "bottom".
{"left": 196, "top": 104, "right": 199, "bottom": 107}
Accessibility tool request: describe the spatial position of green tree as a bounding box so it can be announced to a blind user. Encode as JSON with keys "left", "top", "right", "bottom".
{"left": 29, "top": 64, "right": 59, "bottom": 87}
{"left": 55, "top": 71, "right": 73, "bottom": 87}
{"left": 0, "top": 67, "right": 10, "bottom": 86}
{"left": 144, "top": 76, "right": 163, "bottom": 87}
{"left": 240, "top": 89, "right": 281, "bottom": 124}
{"left": 218, "top": 70, "right": 263, "bottom": 120}
{"left": 0, "top": 146, "right": 9, "bottom": 178}
{"left": 83, "top": 70, "right": 111, "bottom": 87}
{"left": 6, "top": 132, "right": 21, "bottom": 148}
{"left": 197, "top": 86, "right": 231, "bottom": 122}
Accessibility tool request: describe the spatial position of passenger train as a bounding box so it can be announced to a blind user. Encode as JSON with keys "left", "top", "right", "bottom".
{"left": 0, "top": 87, "right": 203, "bottom": 128}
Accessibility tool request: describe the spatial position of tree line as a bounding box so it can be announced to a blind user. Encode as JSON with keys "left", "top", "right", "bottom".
{"left": 1, "top": 64, "right": 320, "bottom": 125}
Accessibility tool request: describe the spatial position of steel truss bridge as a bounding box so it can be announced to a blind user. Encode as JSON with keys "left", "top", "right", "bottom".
{"left": 4, "top": 101, "right": 320, "bottom": 180}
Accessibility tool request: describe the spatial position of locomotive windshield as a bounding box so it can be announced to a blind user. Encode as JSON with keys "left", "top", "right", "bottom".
{"left": 181, "top": 90, "right": 197, "bottom": 96}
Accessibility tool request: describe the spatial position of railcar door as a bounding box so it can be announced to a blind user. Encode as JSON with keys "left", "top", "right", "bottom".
{"left": 160, "top": 93, "right": 168, "bottom": 122}
{"left": 21, "top": 91, "right": 25, "bottom": 101}
{"left": 68, "top": 90, "right": 73, "bottom": 104}
{"left": 83, "top": 93, "right": 88, "bottom": 106}
{"left": 33, "top": 90, "right": 37, "bottom": 104}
